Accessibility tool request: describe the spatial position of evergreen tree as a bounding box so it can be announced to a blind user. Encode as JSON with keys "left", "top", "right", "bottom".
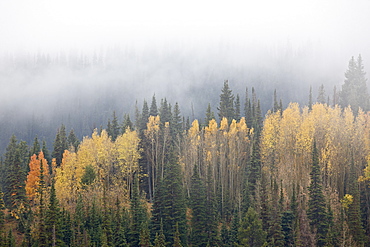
{"left": 244, "top": 87, "right": 252, "bottom": 128}
{"left": 37, "top": 157, "right": 48, "bottom": 247}
{"left": 190, "top": 165, "right": 208, "bottom": 247}
{"left": 139, "top": 221, "right": 152, "bottom": 247}
{"left": 67, "top": 129, "right": 80, "bottom": 152}
{"left": 150, "top": 94, "right": 159, "bottom": 117}
{"left": 140, "top": 100, "right": 150, "bottom": 133}
{"left": 307, "top": 142, "right": 328, "bottom": 246}
{"left": 159, "top": 98, "right": 172, "bottom": 125}
{"left": 235, "top": 94, "right": 241, "bottom": 121}
{"left": 151, "top": 150, "right": 187, "bottom": 246}
{"left": 45, "top": 181, "right": 64, "bottom": 246}
{"left": 154, "top": 220, "right": 166, "bottom": 247}
{"left": 42, "top": 140, "right": 51, "bottom": 167}
{"left": 0, "top": 188, "right": 5, "bottom": 245}
{"left": 171, "top": 102, "right": 183, "bottom": 141}
{"left": 130, "top": 174, "right": 147, "bottom": 247}
{"left": 218, "top": 80, "right": 235, "bottom": 123}
{"left": 281, "top": 210, "right": 294, "bottom": 247}
{"left": 52, "top": 125, "right": 68, "bottom": 166}
{"left": 347, "top": 160, "right": 366, "bottom": 246}
{"left": 340, "top": 54, "right": 370, "bottom": 113}
{"left": 204, "top": 103, "right": 215, "bottom": 127}
{"left": 31, "top": 136, "right": 41, "bottom": 156}
{"left": 238, "top": 207, "right": 267, "bottom": 247}
{"left": 308, "top": 86, "right": 313, "bottom": 111}
{"left": 173, "top": 222, "right": 183, "bottom": 247}
{"left": 273, "top": 89, "right": 279, "bottom": 113}
{"left": 107, "top": 111, "right": 120, "bottom": 141}
{"left": 3, "top": 135, "right": 27, "bottom": 211}
{"left": 122, "top": 113, "right": 134, "bottom": 133}
{"left": 317, "top": 84, "right": 326, "bottom": 104}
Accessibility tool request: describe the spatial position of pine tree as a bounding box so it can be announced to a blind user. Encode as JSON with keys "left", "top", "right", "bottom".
{"left": 190, "top": 165, "right": 208, "bottom": 247}
{"left": 171, "top": 102, "right": 183, "bottom": 142}
{"left": 154, "top": 220, "right": 166, "bottom": 247}
{"left": 159, "top": 98, "right": 172, "bottom": 125}
{"left": 308, "top": 86, "right": 313, "bottom": 111}
{"left": 281, "top": 210, "right": 294, "bottom": 247}
{"left": 173, "top": 222, "right": 183, "bottom": 247}
{"left": 307, "top": 142, "right": 328, "bottom": 246}
{"left": 140, "top": 100, "right": 150, "bottom": 133}
{"left": 107, "top": 111, "right": 120, "bottom": 141}
{"left": 244, "top": 87, "right": 253, "bottom": 128}
{"left": 42, "top": 140, "right": 51, "bottom": 167}
{"left": 139, "top": 221, "right": 152, "bottom": 247}
{"left": 45, "top": 181, "right": 64, "bottom": 246}
{"left": 218, "top": 80, "right": 235, "bottom": 123}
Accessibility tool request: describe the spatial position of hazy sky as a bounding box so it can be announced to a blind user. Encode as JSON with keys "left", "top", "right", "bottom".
{"left": 1, "top": 0, "right": 369, "bottom": 55}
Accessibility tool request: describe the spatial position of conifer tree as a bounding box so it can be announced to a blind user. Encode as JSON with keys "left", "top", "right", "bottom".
{"left": 347, "top": 160, "right": 366, "bottom": 246}
{"left": 317, "top": 84, "right": 326, "bottom": 104}
{"left": 37, "top": 157, "right": 48, "bottom": 247}
{"left": 204, "top": 103, "right": 215, "bottom": 127}
{"left": 107, "top": 111, "right": 120, "bottom": 141}
{"left": 122, "top": 114, "right": 133, "bottom": 133}
{"left": 151, "top": 150, "right": 187, "bottom": 246}
{"left": 67, "top": 129, "right": 80, "bottom": 151}
{"left": 307, "top": 142, "right": 328, "bottom": 246}
{"left": 154, "top": 220, "right": 166, "bottom": 247}
{"left": 218, "top": 80, "right": 235, "bottom": 123}
{"left": 52, "top": 125, "right": 68, "bottom": 166}
{"left": 308, "top": 86, "right": 313, "bottom": 111}
{"left": 244, "top": 87, "right": 252, "bottom": 128}
{"left": 173, "top": 222, "right": 183, "bottom": 247}
{"left": 3, "top": 135, "right": 27, "bottom": 211}
{"left": 140, "top": 100, "right": 150, "bottom": 133}
{"left": 150, "top": 94, "right": 158, "bottom": 116}
{"left": 190, "top": 165, "right": 208, "bottom": 247}
{"left": 45, "top": 181, "right": 64, "bottom": 246}
{"left": 139, "top": 222, "right": 151, "bottom": 247}
{"left": 235, "top": 94, "right": 241, "bottom": 121}
{"left": 130, "top": 174, "right": 147, "bottom": 247}
{"left": 42, "top": 140, "right": 51, "bottom": 167}
{"left": 273, "top": 89, "right": 280, "bottom": 113}
{"left": 238, "top": 207, "right": 267, "bottom": 247}
{"left": 171, "top": 102, "right": 183, "bottom": 142}
{"left": 159, "top": 98, "right": 172, "bottom": 125}
{"left": 31, "top": 136, "right": 41, "bottom": 156}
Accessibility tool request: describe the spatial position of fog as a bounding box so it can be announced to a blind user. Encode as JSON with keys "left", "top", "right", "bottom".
{"left": 1, "top": 0, "right": 370, "bottom": 152}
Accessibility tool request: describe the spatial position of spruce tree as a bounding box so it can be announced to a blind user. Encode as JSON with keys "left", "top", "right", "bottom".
{"left": 204, "top": 103, "right": 215, "bottom": 127}
{"left": 45, "top": 181, "right": 64, "bottom": 246}
{"left": 307, "top": 142, "right": 328, "bottom": 246}
{"left": 235, "top": 94, "right": 241, "bottom": 121}
{"left": 218, "top": 80, "right": 235, "bottom": 123}
{"left": 140, "top": 100, "right": 150, "bottom": 133}
{"left": 52, "top": 125, "right": 68, "bottom": 166}
{"left": 122, "top": 114, "right": 133, "bottom": 133}
{"left": 107, "top": 111, "right": 120, "bottom": 141}
{"left": 130, "top": 174, "right": 147, "bottom": 247}
{"left": 317, "top": 84, "right": 326, "bottom": 104}
{"left": 238, "top": 207, "right": 267, "bottom": 247}
{"left": 150, "top": 94, "right": 158, "bottom": 116}
{"left": 151, "top": 150, "right": 187, "bottom": 246}
{"left": 67, "top": 129, "right": 80, "bottom": 151}
{"left": 31, "top": 136, "right": 41, "bottom": 156}
{"left": 347, "top": 160, "right": 366, "bottom": 245}
{"left": 190, "top": 165, "right": 208, "bottom": 247}
{"left": 173, "top": 222, "right": 183, "bottom": 247}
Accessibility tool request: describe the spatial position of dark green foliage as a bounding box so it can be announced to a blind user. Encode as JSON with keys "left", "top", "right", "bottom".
{"left": 7, "top": 230, "right": 16, "bottom": 247}
{"left": 204, "top": 103, "right": 215, "bottom": 127}
{"left": 171, "top": 102, "right": 183, "bottom": 141}
{"left": 220, "top": 223, "right": 231, "bottom": 247}
{"left": 273, "top": 89, "right": 280, "bottom": 113}
{"left": 130, "top": 174, "right": 147, "bottom": 247}
{"left": 151, "top": 152, "right": 187, "bottom": 246}
{"left": 244, "top": 87, "right": 252, "bottom": 128}
{"left": 107, "top": 111, "right": 120, "bottom": 141}
{"left": 159, "top": 98, "right": 172, "bottom": 125}
{"left": 150, "top": 94, "right": 158, "bottom": 117}
{"left": 3, "top": 135, "right": 27, "bottom": 211}
{"left": 122, "top": 114, "right": 133, "bottom": 133}
{"left": 139, "top": 222, "right": 151, "bottom": 247}
{"left": 67, "top": 129, "right": 80, "bottom": 152}
{"left": 238, "top": 207, "right": 267, "bottom": 247}
{"left": 140, "top": 100, "right": 150, "bottom": 133}
{"left": 218, "top": 80, "right": 235, "bottom": 123}
{"left": 235, "top": 94, "right": 241, "bottom": 121}
{"left": 190, "top": 165, "right": 208, "bottom": 247}
{"left": 307, "top": 142, "right": 328, "bottom": 246}
{"left": 41, "top": 140, "right": 51, "bottom": 168}
{"left": 113, "top": 198, "right": 128, "bottom": 247}
{"left": 281, "top": 211, "right": 294, "bottom": 247}
{"left": 247, "top": 140, "right": 261, "bottom": 207}
{"left": 81, "top": 165, "right": 96, "bottom": 188}
{"left": 154, "top": 220, "right": 166, "bottom": 247}
{"left": 173, "top": 222, "right": 183, "bottom": 247}
{"left": 37, "top": 157, "right": 48, "bottom": 247}
{"left": 347, "top": 161, "right": 366, "bottom": 246}
{"left": 340, "top": 54, "right": 370, "bottom": 113}
{"left": 30, "top": 136, "right": 41, "bottom": 156}
{"left": 52, "top": 125, "right": 68, "bottom": 166}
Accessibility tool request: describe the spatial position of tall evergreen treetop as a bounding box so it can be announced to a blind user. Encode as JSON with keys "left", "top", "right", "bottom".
{"left": 218, "top": 80, "right": 235, "bottom": 123}
{"left": 150, "top": 94, "right": 158, "bottom": 117}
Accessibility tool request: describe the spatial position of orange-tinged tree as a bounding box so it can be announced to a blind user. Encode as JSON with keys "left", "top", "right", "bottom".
{"left": 25, "top": 151, "right": 50, "bottom": 204}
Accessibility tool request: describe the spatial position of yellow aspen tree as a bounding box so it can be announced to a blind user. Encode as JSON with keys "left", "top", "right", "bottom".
{"left": 115, "top": 128, "right": 141, "bottom": 195}
{"left": 144, "top": 115, "right": 161, "bottom": 197}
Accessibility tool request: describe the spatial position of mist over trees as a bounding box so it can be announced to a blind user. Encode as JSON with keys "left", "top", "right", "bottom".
{"left": 1, "top": 49, "right": 370, "bottom": 246}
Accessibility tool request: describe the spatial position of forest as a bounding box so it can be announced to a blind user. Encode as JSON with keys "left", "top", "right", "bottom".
{"left": 1, "top": 54, "right": 370, "bottom": 247}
